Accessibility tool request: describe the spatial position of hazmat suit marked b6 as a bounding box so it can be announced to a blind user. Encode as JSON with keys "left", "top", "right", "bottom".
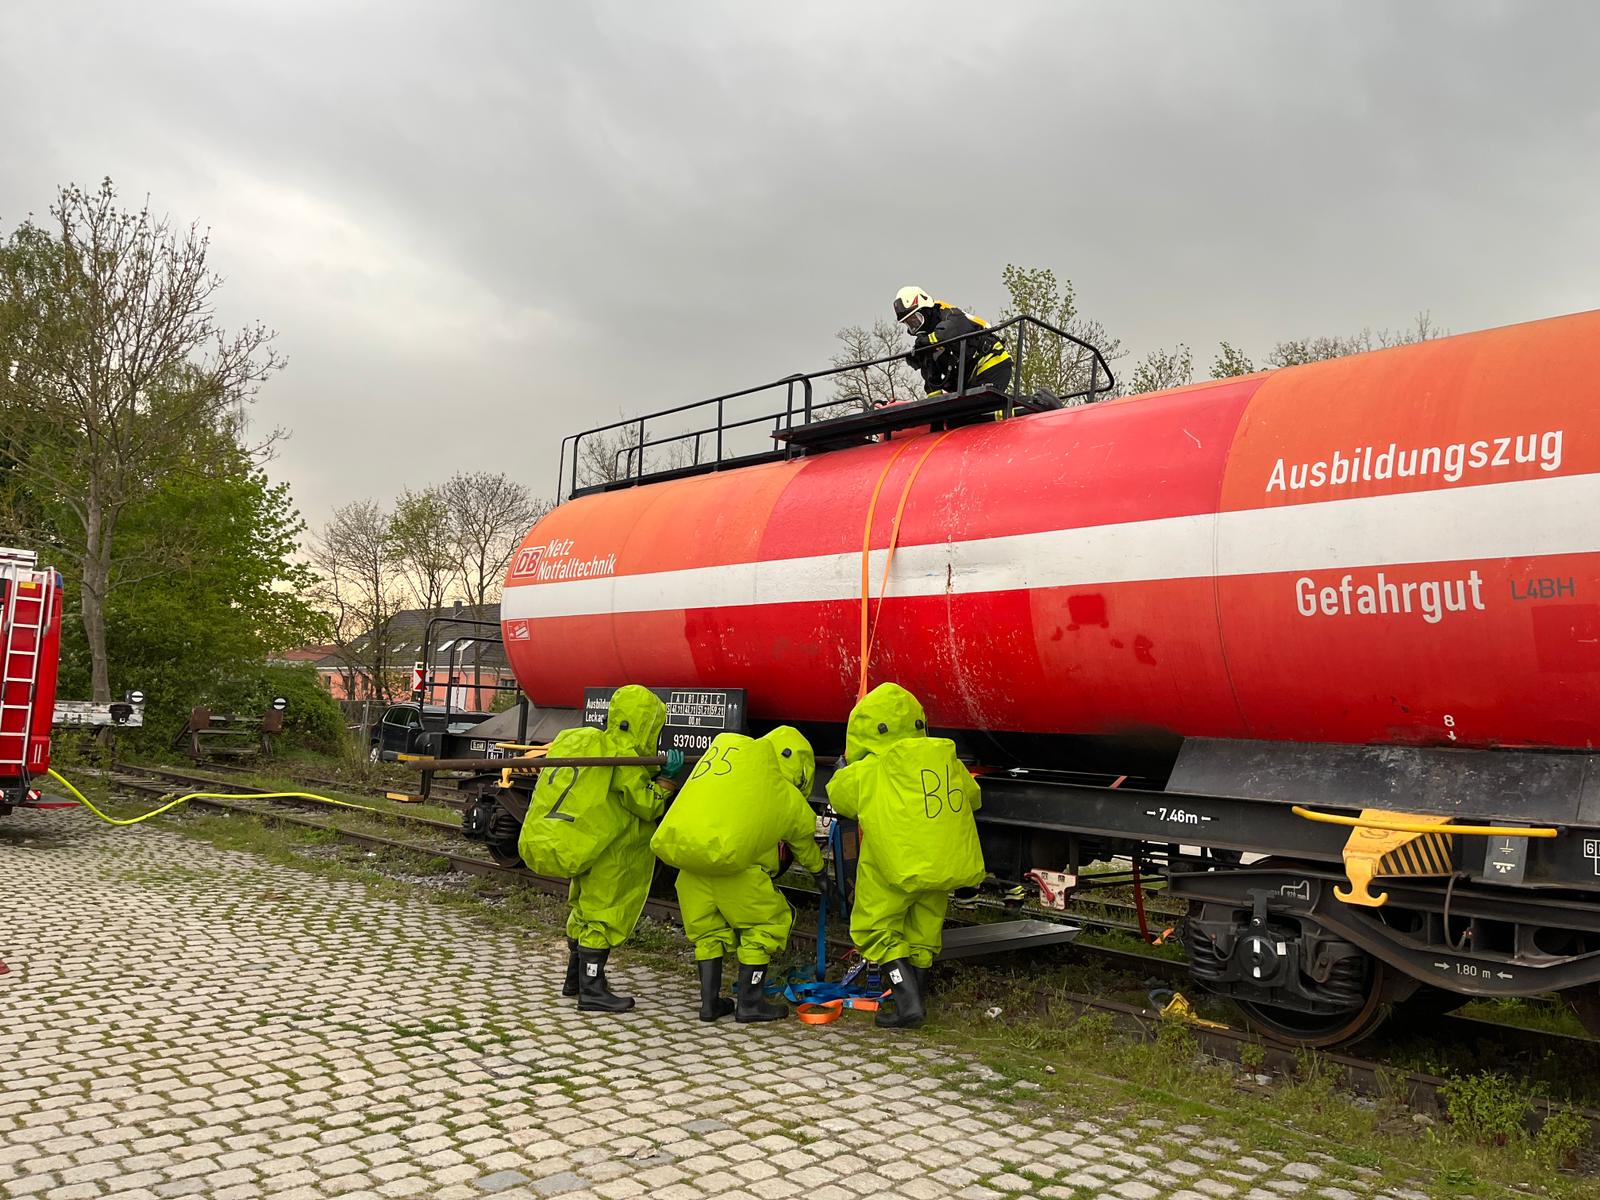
{"left": 826, "top": 683, "right": 984, "bottom": 1028}
{"left": 651, "top": 726, "right": 824, "bottom": 1023}
{"left": 517, "top": 684, "right": 670, "bottom": 1013}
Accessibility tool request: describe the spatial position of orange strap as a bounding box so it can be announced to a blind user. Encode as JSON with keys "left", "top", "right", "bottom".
{"left": 796, "top": 996, "right": 886, "bottom": 1025}
{"left": 862, "top": 430, "right": 958, "bottom": 684}
{"left": 858, "top": 442, "right": 915, "bottom": 700}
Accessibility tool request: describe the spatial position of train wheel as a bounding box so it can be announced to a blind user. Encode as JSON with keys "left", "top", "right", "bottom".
{"left": 1233, "top": 957, "right": 1391, "bottom": 1048}
{"left": 488, "top": 842, "right": 523, "bottom": 869}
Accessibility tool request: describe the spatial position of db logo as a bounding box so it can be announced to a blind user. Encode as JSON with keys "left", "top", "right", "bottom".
{"left": 512, "top": 546, "right": 544, "bottom": 576}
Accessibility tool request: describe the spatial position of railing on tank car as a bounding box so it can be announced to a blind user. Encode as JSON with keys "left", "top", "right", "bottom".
{"left": 556, "top": 314, "right": 1116, "bottom": 500}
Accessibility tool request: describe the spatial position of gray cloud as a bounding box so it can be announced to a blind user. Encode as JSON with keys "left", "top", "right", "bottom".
{"left": 3, "top": 0, "right": 1597, "bottom": 524}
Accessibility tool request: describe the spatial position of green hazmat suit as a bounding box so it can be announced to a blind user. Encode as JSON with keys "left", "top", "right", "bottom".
{"left": 651, "top": 727, "right": 824, "bottom": 965}
{"left": 517, "top": 685, "right": 668, "bottom": 950}
{"left": 826, "top": 683, "right": 985, "bottom": 968}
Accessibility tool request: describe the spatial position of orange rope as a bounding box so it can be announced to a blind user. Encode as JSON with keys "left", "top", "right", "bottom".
{"left": 858, "top": 442, "right": 914, "bottom": 700}
{"left": 863, "top": 431, "right": 958, "bottom": 684}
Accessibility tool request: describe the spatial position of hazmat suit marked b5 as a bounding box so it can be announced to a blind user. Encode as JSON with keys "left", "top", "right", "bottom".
{"left": 651, "top": 726, "right": 824, "bottom": 1022}
{"left": 826, "top": 683, "right": 984, "bottom": 1028}
{"left": 517, "top": 684, "right": 669, "bottom": 1013}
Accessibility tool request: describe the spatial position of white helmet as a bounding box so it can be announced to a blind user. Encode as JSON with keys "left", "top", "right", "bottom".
{"left": 893, "top": 286, "right": 935, "bottom": 334}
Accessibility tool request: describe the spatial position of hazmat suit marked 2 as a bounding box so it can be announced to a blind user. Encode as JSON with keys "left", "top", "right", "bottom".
{"left": 517, "top": 685, "right": 668, "bottom": 951}
{"left": 827, "top": 683, "right": 984, "bottom": 977}
{"left": 652, "top": 726, "right": 824, "bottom": 1022}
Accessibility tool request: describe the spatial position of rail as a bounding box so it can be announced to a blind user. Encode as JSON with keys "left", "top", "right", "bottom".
{"left": 557, "top": 314, "right": 1116, "bottom": 499}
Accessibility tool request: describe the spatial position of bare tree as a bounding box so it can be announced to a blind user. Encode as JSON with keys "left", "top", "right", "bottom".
{"left": 443, "top": 470, "right": 546, "bottom": 697}
{"left": 828, "top": 320, "right": 922, "bottom": 411}
{"left": 0, "top": 179, "right": 282, "bottom": 700}
{"left": 572, "top": 423, "right": 702, "bottom": 490}
{"left": 444, "top": 471, "right": 544, "bottom": 608}
{"left": 1267, "top": 312, "right": 1445, "bottom": 368}
{"left": 310, "top": 501, "right": 402, "bottom": 705}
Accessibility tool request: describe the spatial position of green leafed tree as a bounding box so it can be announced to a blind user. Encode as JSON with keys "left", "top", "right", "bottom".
{"left": 0, "top": 178, "right": 282, "bottom": 701}
{"left": 47, "top": 429, "right": 334, "bottom": 751}
{"left": 1127, "top": 344, "right": 1194, "bottom": 395}
{"left": 998, "top": 264, "right": 1125, "bottom": 402}
{"left": 387, "top": 487, "right": 459, "bottom": 618}
{"left": 1210, "top": 341, "right": 1256, "bottom": 379}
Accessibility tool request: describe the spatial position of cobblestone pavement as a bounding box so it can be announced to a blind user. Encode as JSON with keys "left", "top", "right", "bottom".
{"left": 2, "top": 812, "right": 1417, "bottom": 1200}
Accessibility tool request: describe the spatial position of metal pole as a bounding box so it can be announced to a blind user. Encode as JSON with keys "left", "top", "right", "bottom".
{"left": 406, "top": 752, "right": 692, "bottom": 772}
{"left": 1010, "top": 322, "right": 1023, "bottom": 418}
{"left": 716, "top": 399, "right": 724, "bottom": 463}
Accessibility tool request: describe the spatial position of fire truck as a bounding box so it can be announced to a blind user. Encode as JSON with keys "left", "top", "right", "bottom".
{"left": 1, "top": 547, "right": 143, "bottom": 816}
{"left": 1, "top": 547, "right": 64, "bottom": 814}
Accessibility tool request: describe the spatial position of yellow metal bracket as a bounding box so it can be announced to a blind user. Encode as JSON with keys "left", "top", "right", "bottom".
{"left": 497, "top": 743, "right": 547, "bottom": 788}
{"left": 1292, "top": 806, "right": 1558, "bottom": 908}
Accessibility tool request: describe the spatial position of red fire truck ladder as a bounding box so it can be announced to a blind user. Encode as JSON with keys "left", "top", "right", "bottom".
{"left": 0, "top": 548, "right": 53, "bottom": 781}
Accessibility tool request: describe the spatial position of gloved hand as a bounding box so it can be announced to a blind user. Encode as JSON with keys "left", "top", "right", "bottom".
{"left": 662, "top": 748, "right": 686, "bottom": 780}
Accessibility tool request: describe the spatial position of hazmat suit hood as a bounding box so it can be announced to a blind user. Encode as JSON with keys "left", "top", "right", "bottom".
{"left": 844, "top": 683, "right": 927, "bottom": 763}
{"left": 761, "top": 726, "right": 815, "bottom": 795}
{"left": 606, "top": 685, "right": 666, "bottom": 757}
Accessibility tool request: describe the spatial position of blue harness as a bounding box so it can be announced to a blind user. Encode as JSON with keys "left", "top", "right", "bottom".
{"left": 767, "top": 821, "right": 887, "bottom": 1014}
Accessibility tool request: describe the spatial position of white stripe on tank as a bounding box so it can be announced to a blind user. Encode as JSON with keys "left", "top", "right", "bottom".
{"left": 499, "top": 473, "right": 1600, "bottom": 621}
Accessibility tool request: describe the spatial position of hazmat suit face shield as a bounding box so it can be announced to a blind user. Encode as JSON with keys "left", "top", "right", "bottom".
{"left": 605, "top": 685, "right": 667, "bottom": 758}
{"left": 761, "top": 726, "right": 816, "bottom": 795}
{"left": 844, "top": 683, "right": 928, "bottom": 763}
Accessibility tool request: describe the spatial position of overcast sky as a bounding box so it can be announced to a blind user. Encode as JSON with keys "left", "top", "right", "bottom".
{"left": 3, "top": 1, "right": 1597, "bottom": 527}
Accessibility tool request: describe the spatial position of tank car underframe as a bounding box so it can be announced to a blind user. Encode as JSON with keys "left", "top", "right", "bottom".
{"left": 966, "top": 765, "right": 1600, "bottom": 1038}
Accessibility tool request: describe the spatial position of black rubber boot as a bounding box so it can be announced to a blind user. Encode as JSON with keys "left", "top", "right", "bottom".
{"left": 734, "top": 963, "right": 787, "bottom": 1023}
{"left": 915, "top": 963, "right": 931, "bottom": 995}
{"left": 875, "top": 959, "right": 926, "bottom": 1028}
{"left": 698, "top": 959, "right": 735, "bottom": 1022}
{"left": 576, "top": 948, "right": 634, "bottom": 1013}
{"left": 561, "top": 938, "right": 580, "bottom": 998}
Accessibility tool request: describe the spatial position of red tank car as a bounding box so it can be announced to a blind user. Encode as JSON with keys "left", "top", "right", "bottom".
{"left": 486, "top": 310, "right": 1600, "bottom": 1044}
{"left": 1, "top": 548, "right": 64, "bottom": 814}
{"left": 503, "top": 309, "right": 1600, "bottom": 757}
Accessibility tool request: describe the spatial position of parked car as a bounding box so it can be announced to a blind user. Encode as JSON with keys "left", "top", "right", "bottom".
{"left": 368, "top": 703, "right": 493, "bottom": 762}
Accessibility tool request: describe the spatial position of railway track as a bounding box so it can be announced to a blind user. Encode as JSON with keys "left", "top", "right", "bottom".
{"left": 106, "top": 773, "right": 682, "bottom": 926}
{"left": 151, "top": 756, "right": 480, "bottom": 807}
{"left": 101, "top": 763, "right": 1600, "bottom": 1084}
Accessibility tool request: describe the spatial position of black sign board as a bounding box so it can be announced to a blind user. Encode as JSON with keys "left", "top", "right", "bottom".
{"left": 582, "top": 687, "right": 747, "bottom": 754}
